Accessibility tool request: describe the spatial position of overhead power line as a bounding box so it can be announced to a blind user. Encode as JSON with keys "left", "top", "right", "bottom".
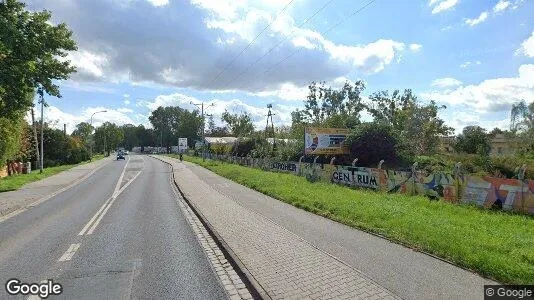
{"left": 207, "top": 0, "right": 296, "bottom": 89}
{"left": 220, "top": 0, "right": 337, "bottom": 90}
{"left": 238, "top": 0, "right": 377, "bottom": 91}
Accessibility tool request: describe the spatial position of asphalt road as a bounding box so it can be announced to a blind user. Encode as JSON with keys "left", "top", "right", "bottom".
{"left": 0, "top": 155, "right": 225, "bottom": 299}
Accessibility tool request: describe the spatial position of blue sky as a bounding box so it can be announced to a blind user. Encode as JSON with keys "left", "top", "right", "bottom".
{"left": 25, "top": 0, "right": 534, "bottom": 133}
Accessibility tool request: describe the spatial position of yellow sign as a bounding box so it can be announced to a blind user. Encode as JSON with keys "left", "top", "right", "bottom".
{"left": 304, "top": 127, "right": 350, "bottom": 155}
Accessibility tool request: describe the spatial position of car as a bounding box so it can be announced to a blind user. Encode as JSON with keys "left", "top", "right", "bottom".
{"left": 117, "top": 153, "right": 125, "bottom": 160}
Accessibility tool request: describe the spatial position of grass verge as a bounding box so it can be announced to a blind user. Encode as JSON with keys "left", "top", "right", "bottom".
{"left": 0, "top": 154, "right": 105, "bottom": 193}
{"left": 169, "top": 154, "right": 534, "bottom": 284}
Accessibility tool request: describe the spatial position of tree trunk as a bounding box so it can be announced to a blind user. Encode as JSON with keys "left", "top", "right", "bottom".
{"left": 31, "top": 107, "right": 40, "bottom": 167}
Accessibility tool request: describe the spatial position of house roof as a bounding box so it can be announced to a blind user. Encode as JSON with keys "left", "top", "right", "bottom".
{"left": 204, "top": 136, "right": 238, "bottom": 144}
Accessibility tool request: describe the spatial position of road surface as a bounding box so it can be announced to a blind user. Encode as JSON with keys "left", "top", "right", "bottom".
{"left": 0, "top": 155, "right": 226, "bottom": 299}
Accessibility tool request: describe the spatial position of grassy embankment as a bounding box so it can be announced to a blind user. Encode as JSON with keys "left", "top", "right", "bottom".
{"left": 0, "top": 155, "right": 105, "bottom": 192}
{"left": 167, "top": 154, "right": 534, "bottom": 285}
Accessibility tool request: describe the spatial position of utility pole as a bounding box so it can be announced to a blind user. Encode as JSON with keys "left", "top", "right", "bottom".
{"left": 266, "top": 104, "right": 276, "bottom": 151}
{"left": 37, "top": 87, "right": 45, "bottom": 173}
{"left": 89, "top": 110, "right": 107, "bottom": 160}
{"left": 190, "top": 101, "right": 214, "bottom": 161}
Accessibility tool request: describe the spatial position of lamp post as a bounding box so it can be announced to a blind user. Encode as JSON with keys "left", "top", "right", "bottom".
{"left": 190, "top": 101, "right": 214, "bottom": 161}
{"left": 37, "top": 87, "right": 45, "bottom": 174}
{"left": 89, "top": 110, "right": 107, "bottom": 160}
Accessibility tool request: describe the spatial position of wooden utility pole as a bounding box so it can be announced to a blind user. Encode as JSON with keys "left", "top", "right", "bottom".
{"left": 31, "top": 107, "right": 40, "bottom": 169}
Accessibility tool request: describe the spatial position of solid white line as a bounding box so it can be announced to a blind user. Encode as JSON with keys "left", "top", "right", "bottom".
{"left": 58, "top": 243, "right": 81, "bottom": 261}
{"left": 86, "top": 171, "right": 142, "bottom": 235}
{"left": 0, "top": 157, "right": 111, "bottom": 224}
{"left": 77, "top": 157, "right": 130, "bottom": 235}
{"left": 78, "top": 196, "right": 112, "bottom": 236}
{"left": 113, "top": 156, "right": 130, "bottom": 198}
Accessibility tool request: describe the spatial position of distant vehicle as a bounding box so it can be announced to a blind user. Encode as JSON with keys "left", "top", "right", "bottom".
{"left": 117, "top": 152, "right": 125, "bottom": 160}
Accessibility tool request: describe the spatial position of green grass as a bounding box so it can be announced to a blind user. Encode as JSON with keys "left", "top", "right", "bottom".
{"left": 0, "top": 155, "right": 105, "bottom": 193}
{"left": 168, "top": 154, "right": 534, "bottom": 285}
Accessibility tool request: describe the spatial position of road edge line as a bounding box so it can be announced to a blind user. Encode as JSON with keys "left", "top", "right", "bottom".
{"left": 0, "top": 157, "right": 111, "bottom": 223}
{"left": 150, "top": 155, "right": 270, "bottom": 300}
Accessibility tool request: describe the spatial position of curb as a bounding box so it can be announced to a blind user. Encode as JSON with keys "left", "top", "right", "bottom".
{"left": 150, "top": 155, "right": 270, "bottom": 300}
{"left": 0, "top": 157, "right": 111, "bottom": 223}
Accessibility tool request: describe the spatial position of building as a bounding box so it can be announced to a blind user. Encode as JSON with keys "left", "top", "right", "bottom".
{"left": 439, "top": 134, "right": 518, "bottom": 156}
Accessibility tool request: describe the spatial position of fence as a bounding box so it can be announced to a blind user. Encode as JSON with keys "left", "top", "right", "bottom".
{"left": 206, "top": 154, "right": 534, "bottom": 215}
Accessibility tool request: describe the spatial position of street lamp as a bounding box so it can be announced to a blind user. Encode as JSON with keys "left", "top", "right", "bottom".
{"left": 89, "top": 110, "right": 107, "bottom": 160}
{"left": 190, "top": 101, "right": 214, "bottom": 161}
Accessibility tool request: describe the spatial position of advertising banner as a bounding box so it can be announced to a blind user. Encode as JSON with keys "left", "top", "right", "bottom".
{"left": 178, "top": 138, "right": 188, "bottom": 151}
{"left": 304, "top": 127, "right": 350, "bottom": 155}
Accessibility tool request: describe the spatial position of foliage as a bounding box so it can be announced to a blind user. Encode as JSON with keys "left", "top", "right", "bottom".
{"left": 346, "top": 122, "right": 406, "bottom": 167}
{"left": 210, "top": 144, "right": 232, "bottom": 155}
{"left": 368, "top": 89, "right": 453, "bottom": 155}
{"left": 72, "top": 122, "right": 94, "bottom": 144}
{"left": 221, "top": 110, "right": 254, "bottom": 137}
{"left": 273, "top": 139, "right": 304, "bottom": 162}
{"left": 299, "top": 80, "right": 366, "bottom": 128}
{"left": 510, "top": 100, "right": 534, "bottom": 132}
{"left": 0, "top": 0, "right": 77, "bottom": 119}
{"left": 0, "top": 116, "right": 24, "bottom": 167}
{"left": 454, "top": 126, "right": 491, "bottom": 155}
{"left": 119, "top": 124, "right": 139, "bottom": 151}
{"left": 0, "top": 154, "right": 103, "bottom": 192}
{"left": 149, "top": 106, "right": 202, "bottom": 150}
{"left": 94, "top": 122, "right": 124, "bottom": 155}
{"left": 181, "top": 155, "right": 534, "bottom": 284}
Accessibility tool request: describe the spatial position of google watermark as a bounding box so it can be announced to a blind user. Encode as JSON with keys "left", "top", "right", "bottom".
{"left": 5, "top": 279, "right": 62, "bottom": 299}
{"left": 485, "top": 285, "right": 534, "bottom": 299}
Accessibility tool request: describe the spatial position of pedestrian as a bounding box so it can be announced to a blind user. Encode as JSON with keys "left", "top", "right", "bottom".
{"left": 179, "top": 152, "right": 183, "bottom": 161}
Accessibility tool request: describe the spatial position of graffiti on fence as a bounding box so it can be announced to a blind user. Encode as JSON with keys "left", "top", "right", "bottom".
{"left": 220, "top": 155, "right": 534, "bottom": 215}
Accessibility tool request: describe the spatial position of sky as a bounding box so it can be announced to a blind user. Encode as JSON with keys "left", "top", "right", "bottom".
{"left": 23, "top": 0, "right": 534, "bottom": 134}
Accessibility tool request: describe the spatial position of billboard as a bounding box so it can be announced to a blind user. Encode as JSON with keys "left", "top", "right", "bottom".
{"left": 304, "top": 127, "right": 350, "bottom": 155}
{"left": 178, "top": 138, "right": 188, "bottom": 151}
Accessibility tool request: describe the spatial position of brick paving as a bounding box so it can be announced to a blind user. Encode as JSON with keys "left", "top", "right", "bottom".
{"left": 157, "top": 156, "right": 398, "bottom": 300}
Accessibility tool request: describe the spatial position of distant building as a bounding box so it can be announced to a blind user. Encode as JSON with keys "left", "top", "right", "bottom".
{"left": 439, "top": 134, "right": 518, "bottom": 156}
{"left": 204, "top": 137, "right": 238, "bottom": 146}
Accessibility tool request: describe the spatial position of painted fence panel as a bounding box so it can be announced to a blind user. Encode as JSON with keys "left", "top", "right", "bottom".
{"left": 212, "top": 156, "right": 533, "bottom": 215}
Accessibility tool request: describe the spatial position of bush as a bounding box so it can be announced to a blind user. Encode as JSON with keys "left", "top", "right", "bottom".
{"left": 347, "top": 122, "right": 408, "bottom": 168}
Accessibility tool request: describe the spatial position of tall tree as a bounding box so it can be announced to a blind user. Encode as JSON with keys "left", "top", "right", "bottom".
{"left": 72, "top": 122, "right": 94, "bottom": 144}
{"left": 149, "top": 106, "right": 202, "bottom": 150}
{"left": 221, "top": 110, "right": 254, "bottom": 137}
{"left": 510, "top": 100, "right": 534, "bottom": 132}
{"left": 368, "top": 89, "right": 452, "bottom": 155}
{"left": 120, "top": 124, "right": 139, "bottom": 151}
{"left": 0, "top": 0, "right": 77, "bottom": 119}
{"left": 94, "top": 122, "right": 124, "bottom": 155}
{"left": 302, "top": 80, "right": 366, "bottom": 128}
{"left": 454, "top": 126, "right": 491, "bottom": 155}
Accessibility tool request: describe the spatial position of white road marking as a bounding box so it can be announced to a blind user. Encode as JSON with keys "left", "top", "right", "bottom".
{"left": 112, "top": 156, "right": 130, "bottom": 198}
{"left": 78, "top": 157, "right": 130, "bottom": 235}
{"left": 58, "top": 243, "right": 81, "bottom": 262}
{"left": 85, "top": 171, "right": 142, "bottom": 235}
{"left": 0, "top": 158, "right": 112, "bottom": 224}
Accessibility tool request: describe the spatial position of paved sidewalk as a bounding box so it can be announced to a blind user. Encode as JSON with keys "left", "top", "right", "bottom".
{"left": 159, "top": 156, "right": 496, "bottom": 300}
{"left": 158, "top": 156, "right": 399, "bottom": 300}
{"left": 0, "top": 157, "right": 111, "bottom": 219}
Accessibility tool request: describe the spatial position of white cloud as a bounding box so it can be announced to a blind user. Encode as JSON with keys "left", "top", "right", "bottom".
{"left": 140, "top": 91, "right": 295, "bottom": 128}
{"left": 421, "top": 64, "right": 534, "bottom": 113}
{"left": 429, "top": 0, "right": 459, "bottom": 14}
{"left": 465, "top": 11, "right": 488, "bottom": 26}
{"left": 124, "top": 99, "right": 131, "bottom": 105}
{"left": 460, "top": 61, "right": 471, "bottom": 68}
{"left": 33, "top": 106, "right": 137, "bottom": 134}
{"left": 409, "top": 43, "right": 423, "bottom": 52}
{"left": 431, "top": 77, "right": 463, "bottom": 88}
{"left": 146, "top": 0, "right": 169, "bottom": 7}
{"left": 67, "top": 50, "right": 108, "bottom": 79}
{"left": 516, "top": 31, "right": 534, "bottom": 57}
{"left": 251, "top": 82, "right": 308, "bottom": 101}
{"left": 493, "top": 0, "right": 510, "bottom": 12}
{"left": 441, "top": 25, "right": 453, "bottom": 31}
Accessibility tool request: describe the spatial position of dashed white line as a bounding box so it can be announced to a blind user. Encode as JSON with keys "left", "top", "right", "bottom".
{"left": 58, "top": 243, "right": 81, "bottom": 262}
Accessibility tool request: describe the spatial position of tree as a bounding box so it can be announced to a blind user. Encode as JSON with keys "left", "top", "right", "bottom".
{"left": 368, "top": 89, "right": 452, "bottom": 155}
{"left": 454, "top": 126, "right": 491, "bottom": 155}
{"left": 94, "top": 122, "right": 124, "bottom": 155}
{"left": 221, "top": 110, "right": 254, "bottom": 137}
{"left": 120, "top": 124, "right": 139, "bottom": 151}
{"left": 510, "top": 100, "right": 534, "bottom": 132}
{"left": 0, "top": 117, "right": 24, "bottom": 168}
{"left": 347, "top": 122, "right": 405, "bottom": 167}
{"left": 301, "top": 80, "right": 366, "bottom": 128}
{"left": 149, "top": 106, "right": 202, "bottom": 150}
{"left": 0, "top": 0, "right": 77, "bottom": 119}
{"left": 72, "top": 122, "right": 94, "bottom": 144}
